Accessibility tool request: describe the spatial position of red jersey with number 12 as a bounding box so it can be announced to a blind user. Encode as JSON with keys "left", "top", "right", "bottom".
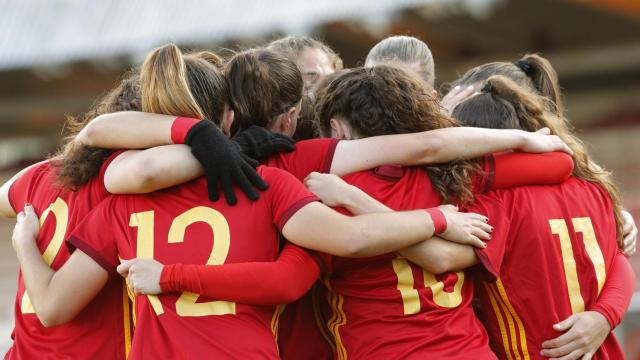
{"left": 67, "top": 166, "right": 318, "bottom": 360}
{"left": 5, "top": 156, "right": 128, "bottom": 360}
{"left": 468, "top": 177, "right": 624, "bottom": 360}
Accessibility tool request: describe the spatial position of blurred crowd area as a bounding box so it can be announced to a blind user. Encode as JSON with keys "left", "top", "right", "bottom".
{"left": 0, "top": 0, "right": 639, "bottom": 357}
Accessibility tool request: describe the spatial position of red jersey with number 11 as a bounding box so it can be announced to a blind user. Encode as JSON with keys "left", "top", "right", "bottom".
{"left": 468, "top": 177, "right": 624, "bottom": 360}
{"left": 67, "top": 166, "right": 318, "bottom": 360}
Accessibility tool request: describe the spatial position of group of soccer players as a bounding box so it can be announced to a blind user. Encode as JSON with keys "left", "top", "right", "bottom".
{"left": 0, "top": 34, "right": 637, "bottom": 359}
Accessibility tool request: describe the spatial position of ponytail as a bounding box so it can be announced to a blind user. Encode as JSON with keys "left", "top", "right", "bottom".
{"left": 519, "top": 54, "right": 563, "bottom": 115}
{"left": 140, "top": 44, "right": 204, "bottom": 119}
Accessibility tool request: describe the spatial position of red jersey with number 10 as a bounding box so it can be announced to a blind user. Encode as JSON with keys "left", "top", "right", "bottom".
{"left": 5, "top": 156, "right": 128, "bottom": 360}
{"left": 317, "top": 166, "right": 495, "bottom": 360}
{"left": 67, "top": 166, "right": 318, "bottom": 360}
{"left": 468, "top": 177, "right": 624, "bottom": 360}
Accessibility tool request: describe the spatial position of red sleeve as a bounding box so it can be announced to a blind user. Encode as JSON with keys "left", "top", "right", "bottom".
{"left": 66, "top": 197, "right": 124, "bottom": 275}
{"left": 467, "top": 192, "right": 512, "bottom": 279}
{"left": 590, "top": 251, "right": 636, "bottom": 329}
{"left": 159, "top": 244, "right": 321, "bottom": 305}
{"left": 8, "top": 163, "right": 49, "bottom": 213}
{"left": 474, "top": 152, "right": 574, "bottom": 193}
{"left": 265, "top": 138, "right": 339, "bottom": 181}
{"left": 260, "top": 166, "right": 320, "bottom": 230}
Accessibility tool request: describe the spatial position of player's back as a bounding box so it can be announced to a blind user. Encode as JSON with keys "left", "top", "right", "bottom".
{"left": 470, "top": 177, "right": 623, "bottom": 359}
{"left": 320, "top": 165, "right": 494, "bottom": 360}
{"left": 69, "top": 166, "right": 318, "bottom": 360}
{"left": 5, "top": 159, "right": 128, "bottom": 360}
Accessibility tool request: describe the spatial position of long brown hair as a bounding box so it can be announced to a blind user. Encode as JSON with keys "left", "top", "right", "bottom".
{"left": 453, "top": 75, "right": 624, "bottom": 243}
{"left": 140, "top": 44, "right": 228, "bottom": 123}
{"left": 450, "top": 53, "right": 563, "bottom": 116}
{"left": 224, "top": 48, "right": 303, "bottom": 135}
{"left": 53, "top": 72, "right": 141, "bottom": 189}
{"left": 315, "top": 65, "right": 477, "bottom": 205}
{"left": 365, "top": 35, "right": 435, "bottom": 89}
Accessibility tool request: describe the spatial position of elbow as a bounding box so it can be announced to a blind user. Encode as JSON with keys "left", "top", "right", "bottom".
{"left": 77, "top": 114, "right": 109, "bottom": 147}
{"left": 417, "top": 133, "right": 446, "bottom": 164}
{"left": 36, "top": 305, "right": 70, "bottom": 328}
{"left": 422, "top": 257, "right": 454, "bottom": 275}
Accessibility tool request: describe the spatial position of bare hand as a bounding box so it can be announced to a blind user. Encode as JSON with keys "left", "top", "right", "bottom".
{"left": 438, "top": 205, "right": 492, "bottom": 248}
{"left": 12, "top": 204, "right": 40, "bottom": 251}
{"left": 441, "top": 85, "right": 477, "bottom": 116}
{"left": 517, "top": 128, "right": 573, "bottom": 154}
{"left": 117, "top": 259, "right": 164, "bottom": 295}
{"left": 621, "top": 210, "right": 637, "bottom": 256}
{"left": 540, "top": 311, "right": 610, "bottom": 360}
{"left": 304, "top": 172, "right": 354, "bottom": 207}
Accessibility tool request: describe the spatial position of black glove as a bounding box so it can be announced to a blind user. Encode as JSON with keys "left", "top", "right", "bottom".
{"left": 185, "top": 121, "right": 268, "bottom": 205}
{"left": 231, "top": 125, "right": 295, "bottom": 162}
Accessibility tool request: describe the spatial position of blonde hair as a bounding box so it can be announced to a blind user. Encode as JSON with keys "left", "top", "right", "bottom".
{"left": 453, "top": 75, "right": 624, "bottom": 244}
{"left": 365, "top": 36, "right": 435, "bottom": 89}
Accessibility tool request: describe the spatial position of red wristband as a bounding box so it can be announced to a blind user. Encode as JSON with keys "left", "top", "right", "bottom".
{"left": 425, "top": 208, "right": 447, "bottom": 235}
{"left": 171, "top": 117, "right": 200, "bottom": 144}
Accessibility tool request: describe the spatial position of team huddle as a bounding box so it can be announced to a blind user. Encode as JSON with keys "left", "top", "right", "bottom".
{"left": 0, "top": 35, "right": 637, "bottom": 360}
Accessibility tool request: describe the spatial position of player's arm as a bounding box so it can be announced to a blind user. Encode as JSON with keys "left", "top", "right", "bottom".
{"left": 621, "top": 210, "right": 637, "bottom": 256}
{"left": 0, "top": 161, "right": 46, "bottom": 217}
{"left": 11, "top": 205, "right": 108, "bottom": 327}
{"left": 117, "top": 243, "right": 321, "bottom": 304}
{"left": 304, "top": 172, "right": 481, "bottom": 273}
{"left": 329, "top": 127, "right": 571, "bottom": 176}
{"left": 540, "top": 251, "right": 635, "bottom": 359}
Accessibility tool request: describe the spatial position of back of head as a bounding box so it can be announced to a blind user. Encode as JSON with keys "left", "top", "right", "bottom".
{"left": 453, "top": 75, "right": 623, "bottom": 242}
{"left": 316, "top": 65, "right": 475, "bottom": 204}
{"left": 365, "top": 36, "right": 435, "bottom": 89}
{"left": 54, "top": 72, "right": 141, "bottom": 189}
{"left": 450, "top": 53, "right": 563, "bottom": 115}
{"left": 315, "top": 65, "right": 453, "bottom": 138}
{"left": 140, "top": 44, "right": 228, "bottom": 123}
{"left": 267, "top": 35, "right": 343, "bottom": 71}
{"left": 225, "top": 48, "right": 303, "bottom": 134}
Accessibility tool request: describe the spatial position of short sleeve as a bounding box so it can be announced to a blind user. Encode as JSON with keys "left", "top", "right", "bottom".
{"left": 8, "top": 162, "right": 49, "bottom": 213}
{"left": 260, "top": 166, "right": 320, "bottom": 230}
{"left": 265, "top": 138, "right": 339, "bottom": 181}
{"left": 66, "top": 197, "right": 125, "bottom": 275}
{"left": 466, "top": 192, "right": 511, "bottom": 280}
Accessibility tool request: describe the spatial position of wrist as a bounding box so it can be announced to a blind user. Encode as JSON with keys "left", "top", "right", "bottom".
{"left": 425, "top": 208, "right": 447, "bottom": 235}
{"left": 171, "top": 117, "right": 200, "bottom": 144}
{"left": 159, "top": 264, "right": 176, "bottom": 292}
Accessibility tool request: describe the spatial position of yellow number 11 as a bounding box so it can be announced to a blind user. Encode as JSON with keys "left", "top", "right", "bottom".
{"left": 549, "top": 217, "right": 606, "bottom": 314}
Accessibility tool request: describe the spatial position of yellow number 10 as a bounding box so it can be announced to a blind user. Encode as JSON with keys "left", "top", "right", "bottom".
{"left": 129, "top": 207, "right": 235, "bottom": 317}
{"left": 549, "top": 217, "right": 606, "bottom": 314}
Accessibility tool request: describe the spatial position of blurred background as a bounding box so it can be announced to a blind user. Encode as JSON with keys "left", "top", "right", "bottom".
{"left": 0, "top": 0, "right": 639, "bottom": 357}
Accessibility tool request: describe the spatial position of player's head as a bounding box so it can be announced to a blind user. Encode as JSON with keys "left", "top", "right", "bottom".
{"left": 54, "top": 72, "right": 142, "bottom": 189}
{"left": 140, "top": 44, "right": 232, "bottom": 133}
{"left": 225, "top": 48, "right": 303, "bottom": 137}
{"left": 365, "top": 35, "right": 435, "bottom": 92}
{"left": 450, "top": 53, "right": 563, "bottom": 115}
{"left": 453, "top": 75, "right": 624, "bottom": 240}
{"left": 316, "top": 65, "right": 476, "bottom": 204}
{"left": 268, "top": 36, "right": 343, "bottom": 96}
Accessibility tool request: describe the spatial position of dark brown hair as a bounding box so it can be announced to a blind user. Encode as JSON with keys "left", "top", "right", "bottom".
{"left": 225, "top": 48, "right": 303, "bottom": 134}
{"left": 453, "top": 75, "right": 624, "bottom": 243}
{"left": 365, "top": 35, "right": 435, "bottom": 89}
{"left": 268, "top": 36, "right": 343, "bottom": 71}
{"left": 450, "top": 53, "right": 563, "bottom": 115}
{"left": 315, "top": 65, "right": 477, "bottom": 204}
{"left": 292, "top": 95, "right": 319, "bottom": 141}
{"left": 53, "top": 73, "right": 141, "bottom": 189}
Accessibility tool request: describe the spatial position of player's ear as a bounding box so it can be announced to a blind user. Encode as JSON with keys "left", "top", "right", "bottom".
{"left": 220, "top": 106, "right": 234, "bottom": 136}
{"left": 329, "top": 117, "right": 352, "bottom": 140}
{"left": 431, "top": 90, "right": 438, "bottom": 99}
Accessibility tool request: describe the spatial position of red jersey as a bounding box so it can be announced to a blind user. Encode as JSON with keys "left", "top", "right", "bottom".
{"left": 318, "top": 166, "right": 495, "bottom": 360}
{"left": 5, "top": 155, "right": 129, "bottom": 360}
{"left": 468, "top": 177, "right": 624, "bottom": 360}
{"left": 67, "top": 166, "right": 318, "bottom": 360}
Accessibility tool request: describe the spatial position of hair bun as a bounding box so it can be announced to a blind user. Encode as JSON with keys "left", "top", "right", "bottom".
{"left": 514, "top": 59, "right": 532, "bottom": 75}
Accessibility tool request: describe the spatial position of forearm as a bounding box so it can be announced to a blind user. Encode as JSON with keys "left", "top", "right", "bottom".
{"left": 590, "top": 251, "right": 636, "bottom": 328}
{"left": 77, "top": 111, "right": 176, "bottom": 149}
{"left": 340, "top": 185, "right": 392, "bottom": 215}
{"left": 14, "top": 240, "right": 56, "bottom": 320}
{"left": 398, "top": 237, "right": 477, "bottom": 274}
{"left": 160, "top": 245, "right": 320, "bottom": 305}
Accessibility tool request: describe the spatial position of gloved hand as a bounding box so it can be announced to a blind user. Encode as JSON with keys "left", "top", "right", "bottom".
{"left": 232, "top": 125, "right": 295, "bottom": 162}
{"left": 185, "top": 121, "right": 268, "bottom": 205}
